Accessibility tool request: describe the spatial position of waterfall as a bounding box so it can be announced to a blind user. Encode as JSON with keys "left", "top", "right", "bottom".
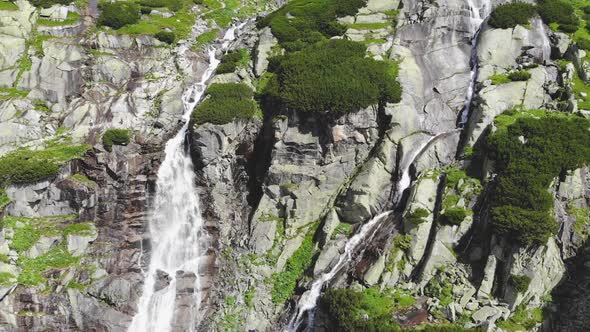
{"left": 286, "top": 130, "right": 456, "bottom": 332}
{"left": 459, "top": 0, "right": 491, "bottom": 126}
{"left": 128, "top": 23, "right": 243, "bottom": 332}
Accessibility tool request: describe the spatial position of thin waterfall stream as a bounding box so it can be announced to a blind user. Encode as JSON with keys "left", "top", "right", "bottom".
{"left": 459, "top": 0, "right": 491, "bottom": 126}
{"left": 128, "top": 23, "right": 243, "bottom": 332}
{"left": 286, "top": 131, "right": 455, "bottom": 332}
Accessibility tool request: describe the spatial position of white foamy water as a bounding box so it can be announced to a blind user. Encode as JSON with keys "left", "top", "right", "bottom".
{"left": 128, "top": 24, "right": 242, "bottom": 332}
{"left": 459, "top": 0, "right": 491, "bottom": 125}
{"left": 287, "top": 212, "right": 392, "bottom": 332}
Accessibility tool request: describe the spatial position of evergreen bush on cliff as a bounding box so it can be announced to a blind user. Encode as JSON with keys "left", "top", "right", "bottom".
{"left": 319, "top": 288, "right": 403, "bottom": 331}
{"left": 191, "top": 83, "right": 259, "bottom": 125}
{"left": 256, "top": 0, "right": 365, "bottom": 50}
{"left": 263, "top": 39, "right": 401, "bottom": 113}
{"left": 484, "top": 110, "right": 590, "bottom": 245}
{"left": 0, "top": 141, "right": 89, "bottom": 186}
{"left": 98, "top": 2, "right": 141, "bottom": 29}
{"left": 102, "top": 129, "right": 131, "bottom": 152}
{"left": 488, "top": 2, "right": 537, "bottom": 29}
{"left": 538, "top": 0, "right": 579, "bottom": 31}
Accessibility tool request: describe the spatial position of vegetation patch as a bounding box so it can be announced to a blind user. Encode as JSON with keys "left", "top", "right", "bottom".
{"left": 270, "top": 224, "right": 317, "bottom": 304}
{"left": 216, "top": 49, "right": 250, "bottom": 74}
{"left": 319, "top": 287, "right": 415, "bottom": 331}
{"left": 0, "top": 140, "right": 89, "bottom": 186}
{"left": 406, "top": 208, "right": 429, "bottom": 225}
{"left": 98, "top": 1, "right": 141, "bottom": 29}
{"left": 29, "top": 0, "right": 71, "bottom": 8}
{"left": 496, "top": 305, "right": 543, "bottom": 331}
{"left": 0, "top": 0, "right": 18, "bottom": 10}
{"left": 483, "top": 109, "right": 590, "bottom": 245}
{"left": 38, "top": 12, "right": 81, "bottom": 27}
{"left": 193, "top": 29, "right": 220, "bottom": 50}
{"left": 68, "top": 173, "right": 97, "bottom": 188}
{"left": 508, "top": 70, "right": 531, "bottom": 81}
{"left": 102, "top": 128, "right": 131, "bottom": 152}
{"left": 0, "top": 87, "right": 28, "bottom": 100}
{"left": 18, "top": 246, "right": 79, "bottom": 286}
{"left": 538, "top": 0, "right": 579, "bottom": 33}
{"left": 509, "top": 274, "right": 531, "bottom": 293}
{"left": 440, "top": 207, "right": 467, "bottom": 226}
{"left": 0, "top": 188, "right": 10, "bottom": 209}
{"left": 256, "top": 0, "right": 364, "bottom": 50}
{"left": 191, "top": 83, "right": 259, "bottom": 125}
{"left": 264, "top": 39, "right": 401, "bottom": 114}
{"left": 488, "top": 2, "right": 537, "bottom": 29}
{"left": 154, "top": 30, "right": 175, "bottom": 44}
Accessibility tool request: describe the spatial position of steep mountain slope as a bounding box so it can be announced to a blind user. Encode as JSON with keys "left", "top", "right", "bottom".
{"left": 0, "top": 0, "right": 589, "bottom": 331}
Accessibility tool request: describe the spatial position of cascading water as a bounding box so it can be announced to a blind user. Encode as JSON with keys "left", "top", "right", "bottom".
{"left": 128, "top": 24, "right": 242, "bottom": 332}
{"left": 459, "top": 0, "right": 491, "bottom": 126}
{"left": 286, "top": 130, "right": 455, "bottom": 332}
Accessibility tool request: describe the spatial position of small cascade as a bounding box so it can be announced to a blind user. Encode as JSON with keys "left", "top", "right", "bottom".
{"left": 459, "top": 0, "right": 492, "bottom": 126}
{"left": 286, "top": 212, "right": 392, "bottom": 332}
{"left": 286, "top": 130, "right": 456, "bottom": 331}
{"left": 128, "top": 23, "right": 243, "bottom": 332}
{"left": 533, "top": 17, "right": 552, "bottom": 63}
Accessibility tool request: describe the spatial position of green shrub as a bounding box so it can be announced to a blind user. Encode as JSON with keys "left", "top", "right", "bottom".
{"left": 271, "top": 225, "right": 317, "bottom": 304}
{"left": 256, "top": 0, "right": 366, "bottom": 49}
{"left": 319, "top": 288, "right": 405, "bottom": 332}
{"left": 484, "top": 110, "right": 590, "bottom": 245}
{"left": 155, "top": 31, "right": 175, "bottom": 44}
{"left": 216, "top": 49, "right": 249, "bottom": 74}
{"left": 192, "top": 83, "right": 258, "bottom": 125}
{"left": 488, "top": 3, "right": 537, "bottom": 29}
{"left": 138, "top": 0, "right": 183, "bottom": 11}
{"left": 538, "top": 0, "right": 579, "bottom": 27}
{"left": 29, "top": 0, "right": 70, "bottom": 8}
{"left": 98, "top": 2, "right": 140, "bottom": 29}
{"left": 497, "top": 305, "right": 543, "bottom": 331}
{"left": 559, "top": 23, "right": 579, "bottom": 33}
{"left": 508, "top": 70, "right": 531, "bottom": 81}
{"left": 509, "top": 274, "right": 531, "bottom": 293}
{"left": 140, "top": 6, "right": 152, "bottom": 14}
{"left": 577, "top": 38, "right": 590, "bottom": 50}
{"left": 265, "top": 39, "right": 401, "bottom": 113}
{"left": 406, "top": 208, "right": 429, "bottom": 225}
{"left": 440, "top": 207, "right": 467, "bottom": 226}
{"left": 102, "top": 129, "right": 131, "bottom": 152}
{"left": 0, "top": 142, "right": 89, "bottom": 186}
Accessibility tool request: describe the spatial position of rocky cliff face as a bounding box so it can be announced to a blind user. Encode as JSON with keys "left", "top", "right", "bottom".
{"left": 0, "top": 0, "right": 589, "bottom": 331}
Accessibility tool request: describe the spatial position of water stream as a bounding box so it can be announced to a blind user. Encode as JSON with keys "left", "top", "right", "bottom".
{"left": 128, "top": 24, "right": 242, "bottom": 332}
{"left": 286, "top": 130, "right": 455, "bottom": 331}
{"left": 459, "top": 0, "right": 491, "bottom": 126}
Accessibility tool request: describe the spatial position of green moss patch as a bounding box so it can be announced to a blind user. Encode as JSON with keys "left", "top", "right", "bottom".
{"left": 0, "top": 1, "right": 18, "bottom": 10}
{"left": 496, "top": 305, "right": 543, "bottom": 331}
{"left": 406, "top": 207, "right": 429, "bottom": 225}
{"left": 38, "top": 12, "right": 81, "bottom": 27}
{"left": 270, "top": 224, "right": 317, "bottom": 304}
{"left": 509, "top": 274, "right": 531, "bottom": 293}
{"left": 0, "top": 140, "right": 90, "bottom": 186}
{"left": 102, "top": 129, "right": 131, "bottom": 152}
{"left": 191, "top": 83, "right": 259, "bottom": 125}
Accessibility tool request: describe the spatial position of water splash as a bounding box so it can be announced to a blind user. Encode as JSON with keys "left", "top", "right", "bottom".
{"left": 128, "top": 24, "right": 242, "bottom": 332}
